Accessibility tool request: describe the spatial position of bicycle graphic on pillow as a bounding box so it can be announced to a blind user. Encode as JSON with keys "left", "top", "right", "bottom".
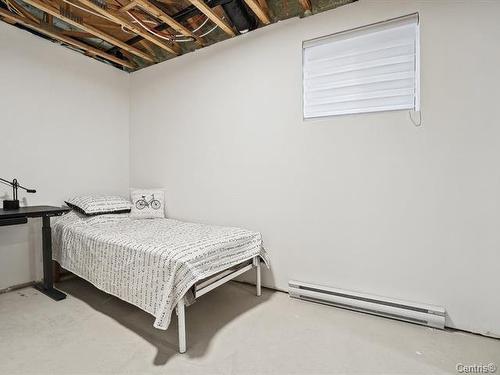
{"left": 135, "top": 194, "right": 161, "bottom": 210}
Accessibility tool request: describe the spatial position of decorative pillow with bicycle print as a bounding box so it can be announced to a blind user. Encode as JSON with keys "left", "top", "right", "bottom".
{"left": 130, "top": 189, "right": 165, "bottom": 219}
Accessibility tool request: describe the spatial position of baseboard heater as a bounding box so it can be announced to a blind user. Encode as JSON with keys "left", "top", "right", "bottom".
{"left": 288, "top": 280, "right": 445, "bottom": 329}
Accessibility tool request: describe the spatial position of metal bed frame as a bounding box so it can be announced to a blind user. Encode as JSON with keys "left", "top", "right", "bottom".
{"left": 175, "top": 255, "right": 262, "bottom": 353}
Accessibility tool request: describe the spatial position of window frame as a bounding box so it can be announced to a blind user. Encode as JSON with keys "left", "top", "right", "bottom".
{"left": 302, "top": 13, "right": 420, "bottom": 121}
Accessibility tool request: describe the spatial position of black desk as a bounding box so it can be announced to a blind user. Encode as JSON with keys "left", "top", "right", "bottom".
{"left": 0, "top": 206, "right": 70, "bottom": 301}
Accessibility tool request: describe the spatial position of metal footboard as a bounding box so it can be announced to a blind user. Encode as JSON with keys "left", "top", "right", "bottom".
{"left": 175, "top": 255, "right": 262, "bottom": 353}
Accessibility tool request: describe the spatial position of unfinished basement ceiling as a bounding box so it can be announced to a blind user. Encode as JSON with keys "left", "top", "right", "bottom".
{"left": 0, "top": 0, "right": 355, "bottom": 71}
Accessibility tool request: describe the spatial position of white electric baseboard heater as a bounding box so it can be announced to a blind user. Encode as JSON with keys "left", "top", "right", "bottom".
{"left": 288, "top": 280, "right": 445, "bottom": 329}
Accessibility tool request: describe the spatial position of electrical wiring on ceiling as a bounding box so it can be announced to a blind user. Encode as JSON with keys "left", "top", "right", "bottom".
{"left": 3, "top": 0, "right": 220, "bottom": 46}
{"left": 191, "top": 22, "right": 218, "bottom": 38}
{"left": 63, "top": 0, "right": 113, "bottom": 21}
{"left": 172, "top": 16, "right": 217, "bottom": 41}
{"left": 180, "top": 16, "right": 209, "bottom": 35}
{"left": 123, "top": 16, "right": 209, "bottom": 37}
{"left": 2, "top": 0, "right": 22, "bottom": 16}
{"left": 58, "top": 0, "right": 218, "bottom": 43}
{"left": 125, "top": 10, "right": 175, "bottom": 40}
{"left": 125, "top": 10, "right": 219, "bottom": 42}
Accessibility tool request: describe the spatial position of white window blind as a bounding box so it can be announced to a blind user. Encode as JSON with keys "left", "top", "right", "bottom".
{"left": 303, "top": 14, "right": 420, "bottom": 119}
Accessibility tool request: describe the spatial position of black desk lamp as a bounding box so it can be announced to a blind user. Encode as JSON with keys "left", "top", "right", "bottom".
{"left": 0, "top": 177, "right": 37, "bottom": 210}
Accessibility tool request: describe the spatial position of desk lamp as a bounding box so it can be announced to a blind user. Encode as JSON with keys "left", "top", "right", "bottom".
{"left": 0, "top": 177, "right": 37, "bottom": 210}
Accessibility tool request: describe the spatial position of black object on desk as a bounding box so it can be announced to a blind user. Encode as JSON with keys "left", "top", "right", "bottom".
{"left": 0, "top": 206, "right": 70, "bottom": 301}
{"left": 0, "top": 177, "right": 37, "bottom": 210}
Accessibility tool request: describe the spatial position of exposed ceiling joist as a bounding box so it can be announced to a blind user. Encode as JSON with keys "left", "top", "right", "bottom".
{"left": 256, "top": 0, "right": 269, "bottom": 14}
{"left": 60, "top": 30, "right": 94, "bottom": 37}
{"left": 107, "top": 0, "right": 233, "bottom": 55}
{"left": 243, "top": 0, "right": 270, "bottom": 25}
{"left": 139, "top": 39, "right": 155, "bottom": 55}
{"left": 1, "top": 16, "right": 17, "bottom": 24}
{"left": 22, "top": 0, "right": 156, "bottom": 62}
{"left": 118, "top": 0, "right": 138, "bottom": 13}
{"left": 44, "top": 12, "right": 53, "bottom": 25}
{"left": 0, "top": 0, "right": 356, "bottom": 71}
{"left": 0, "top": 7, "right": 134, "bottom": 68}
{"left": 134, "top": 0, "right": 204, "bottom": 46}
{"left": 9, "top": 0, "right": 41, "bottom": 24}
{"left": 298, "top": 0, "right": 312, "bottom": 13}
{"left": 187, "top": 0, "right": 235, "bottom": 37}
{"left": 76, "top": 0, "right": 180, "bottom": 55}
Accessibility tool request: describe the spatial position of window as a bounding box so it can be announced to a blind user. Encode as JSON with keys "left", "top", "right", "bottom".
{"left": 303, "top": 14, "right": 420, "bottom": 119}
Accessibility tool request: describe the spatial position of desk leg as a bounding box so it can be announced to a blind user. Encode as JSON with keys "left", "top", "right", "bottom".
{"left": 34, "top": 216, "right": 66, "bottom": 301}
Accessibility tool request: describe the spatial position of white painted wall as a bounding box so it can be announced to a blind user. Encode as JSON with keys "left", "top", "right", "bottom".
{"left": 0, "top": 22, "right": 129, "bottom": 289}
{"left": 129, "top": 0, "right": 500, "bottom": 336}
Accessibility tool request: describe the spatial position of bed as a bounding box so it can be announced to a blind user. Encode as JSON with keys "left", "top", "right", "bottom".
{"left": 52, "top": 211, "right": 269, "bottom": 353}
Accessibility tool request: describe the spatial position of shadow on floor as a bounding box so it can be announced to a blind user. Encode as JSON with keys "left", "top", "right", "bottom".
{"left": 56, "top": 276, "right": 271, "bottom": 365}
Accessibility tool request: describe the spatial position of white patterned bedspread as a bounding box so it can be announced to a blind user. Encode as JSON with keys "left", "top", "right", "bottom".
{"left": 52, "top": 211, "right": 269, "bottom": 330}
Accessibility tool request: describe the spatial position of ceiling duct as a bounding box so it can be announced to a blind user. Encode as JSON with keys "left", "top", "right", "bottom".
{"left": 221, "top": 0, "right": 257, "bottom": 33}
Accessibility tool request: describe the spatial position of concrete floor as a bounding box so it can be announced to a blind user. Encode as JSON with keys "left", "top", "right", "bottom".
{"left": 0, "top": 278, "right": 499, "bottom": 375}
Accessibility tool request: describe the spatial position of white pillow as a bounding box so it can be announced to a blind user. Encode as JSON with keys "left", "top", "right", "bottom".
{"left": 130, "top": 189, "right": 165, "bottom": 219}
{"left": 65, "top": 195, "right": 131, "bottom": 216}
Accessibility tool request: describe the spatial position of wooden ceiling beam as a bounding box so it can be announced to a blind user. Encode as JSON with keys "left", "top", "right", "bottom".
{"left": 1, "top": 16, "right": 17, "bottom": 24}
{"left": 22, "top": 0, "right": 156, "bottom": 62}
{"left": 76, "top": 0, "right": 180, "bottom": 55}
{"left": 257, "top": 0, "right": 269, "bottom": 14}
{"left": 298, "top": 0, "right": 312, "bottom": 13}
{"left": 243, "top": 0, "right": 270, "bottom": 25}
{"left": 187, "top": 0, "right": 235, "bottom": 37}
{"left": 8, "top": 0, "right": 41, "bottom": 24}
{"left": 60, "top": 30, "right": 94, "bottom": 38}
{"left": 134, "top": 0, "right": 204, "bottom": 47}
{"left": 118, "top": 0, "right": 138, "bottom": 13}
{"left": 44, "top": 12, "right": 53, "bottom": 25}
{"left": 0, "top": 8, "right": 134, "bottom": 68}
{"left": 139, "top": 39, "right": 155, "bottom": 55}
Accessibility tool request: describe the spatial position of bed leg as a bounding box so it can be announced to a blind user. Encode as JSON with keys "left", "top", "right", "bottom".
{"left": 176, "top": 299, "right": 186, "bottom": 354}
{"left": 254, "top": 256, "right": 261, "bottom": 297}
